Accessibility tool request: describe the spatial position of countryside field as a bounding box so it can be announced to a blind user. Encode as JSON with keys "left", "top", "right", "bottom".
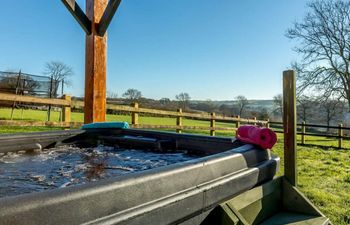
{"left": 1, "top": 108, "right": 350, "bottom": 224}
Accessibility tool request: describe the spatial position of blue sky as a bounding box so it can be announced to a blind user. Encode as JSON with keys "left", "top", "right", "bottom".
{"left": 0, "top": 1, "right": 307, "bottom": 100}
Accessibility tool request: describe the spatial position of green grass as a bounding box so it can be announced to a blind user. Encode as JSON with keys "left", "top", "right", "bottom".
{"left": 1, "top": 108, "right": 350, "bottom": 224}
{"left": 0, "top": 108, "right": 132, "bottom": 123}
{"left": 0, "top": 108, "right": 237, "bottom": 131}
{"left": 272, "top": 134, "right": 350, "bottom": 225}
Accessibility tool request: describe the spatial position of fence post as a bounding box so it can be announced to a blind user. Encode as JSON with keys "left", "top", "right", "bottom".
{"left": 338, "top": 123, "right": 343, "bottom": 149}
{"left": 47, "top": 75, "right": 53, "bottom": 122}
{"left": 62, "top": 95, "right": 71, "bottom": 124}
{"left": 253, "top": 117, "right": 257, "bottom": 126}
{"left": 10, "top": 70, "right": 22, "bottom": 120}
{"left": 266, "top": 119, "right": 270, "bottom": 128}
{"left": 210, "top": 112, "right": 216, "bottom": 136}
{"left": 61, "top": 79, "right": 64, "bottom": 96}
{"left": 301, "top": 121, "right": 306, "bottom": 145}
{"left": 283, "top": 70, "right": 297, "bottom": 186}
{"left": 236, "top": 115, "right": 240, "bottom": 128}
{"left": 131, "top": 102, "right": 139, "bottom": 127}
{"left": 176, "top": 108, "right": 182, "bottom": 133}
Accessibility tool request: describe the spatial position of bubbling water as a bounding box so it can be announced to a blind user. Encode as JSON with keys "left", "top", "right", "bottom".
{"left": 0, "top": 145, "right": 197, "bottom": 198}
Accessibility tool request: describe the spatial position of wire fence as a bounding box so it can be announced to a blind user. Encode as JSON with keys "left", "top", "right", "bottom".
{"left": 0, "top": 71, "right": 63, "bottom": 98}
{"left": 0, "top": 70, "right": 65, "bottom": 121}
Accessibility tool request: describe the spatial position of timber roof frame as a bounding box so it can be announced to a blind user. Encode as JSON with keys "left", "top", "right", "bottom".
{"left": 61, "top": 0, "right": 122, "bottom": 36}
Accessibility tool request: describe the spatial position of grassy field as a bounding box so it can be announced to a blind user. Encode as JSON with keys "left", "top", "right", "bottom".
{"left": 1, "top": 108, "right": 350, "bottom": 224}
{"left": 0, "top": 108, "right": 237, "bottom": 132}
{"left": 272, "top": 135, "right": 350, "bottom": 225}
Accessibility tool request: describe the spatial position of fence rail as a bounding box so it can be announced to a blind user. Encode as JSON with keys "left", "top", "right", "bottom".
{"left": 74, "top": 101, "right": 261, "bottom": 133}
{"left": 0, "top": 92, "right": 349, "bottom": 148}
{"left": 74, "top": 101, "right": 266, "bottom": 124}
{"left": 0, "top": 93, "right": 70, "bottom": 106}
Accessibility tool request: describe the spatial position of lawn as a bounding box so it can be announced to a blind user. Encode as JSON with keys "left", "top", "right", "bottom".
{"left": 272, "top": 134, "right": 350, "bottom": 225}
{"left": 0, "top": 108, "right": 350, "bottom": 224}
{"left": 0, "top": 107, "right": 237, "bottom": 130}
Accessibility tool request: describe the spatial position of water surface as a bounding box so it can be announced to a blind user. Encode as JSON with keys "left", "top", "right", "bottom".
{"left": 0, "top": 145, "right": 197, "bottom": 198}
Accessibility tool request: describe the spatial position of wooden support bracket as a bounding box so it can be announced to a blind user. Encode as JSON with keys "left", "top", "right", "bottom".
{"left": 98, "top": 0, "right": 122, "bottom": 36}
{"left": 61, "top": 0, "right": 92, "bottom": 35}
{"left": 62, "top": 0, "right": 122, "bottom": 37}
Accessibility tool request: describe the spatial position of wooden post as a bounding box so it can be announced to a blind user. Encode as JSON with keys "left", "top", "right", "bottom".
{"left": 301, "top": 121, "right": 306, "bottom": 145}
{"left": 210, "top": 112, "right": 216, "bottom": 136}
{"left": 47, "top": 75, "right": 53, "bottom": 122}
{"left": 62, "top": 95, "right": 71, "bottom": 123}
{"left": 235, "top": 115, "right": 240, "bottom": 136}
{"left": 266, "top": 119, "right": 270, "bottom": 128}
{"left": 283, "top": 70, "right": 297, "bottom": 186}
{"left": 10, "top": 70, "right": 21, "bottom": 120}
{"left": 131, "top": 102, "right": 139, "bottom": 127}
{"left": 62, "top": 0, "right": 122, "bottom": 124}
{"left": 236, "top": 115, "right": 240, "bottom": 128}
{"left": 176, "top": 108, "right": 182, "bottom": 133}
{"left": 84, "top": 0, "right": 108, "bottom": 124}
{"left": 253, "top": 117, "right": 257, "bottom": 126}
{"left": 338, "top": 123, "right": 343, "bottom": 149}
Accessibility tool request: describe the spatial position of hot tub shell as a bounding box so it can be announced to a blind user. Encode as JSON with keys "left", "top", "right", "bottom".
{"left": 0, "top": 128, "right": 279, "bottom": 225}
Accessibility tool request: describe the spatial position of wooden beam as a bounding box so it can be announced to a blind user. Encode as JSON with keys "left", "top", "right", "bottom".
{"left": 0, "top": 93, "right": 70, "bottom": 106}
{"left": 84, "top": 0, "right": 108, "bottom": 124}
{"left": 98, "top": 0, "right": 122, "bottom": 36}
{"left": 283, "top": 70, "right": 297, "bottom": 186}
{"left": 61, "top": 0, "right": 92, "bottom": 35}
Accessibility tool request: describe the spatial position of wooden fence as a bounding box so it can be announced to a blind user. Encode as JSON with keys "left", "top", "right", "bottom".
{"left": 0, "top": 93, "right": 266, "bottom": 130}
{"left": 269, "top": 121, "right": 349, "bottom": 148}
{"left": 73, "top": 101, "right": 268, "bottom": 133}
{"left": 0, "top": 92, "right": 349, "bottom": 148}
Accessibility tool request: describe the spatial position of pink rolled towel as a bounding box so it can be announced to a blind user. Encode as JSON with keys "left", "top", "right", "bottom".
{"left": 236, "top": 125, "right": 277, "bottom": 149}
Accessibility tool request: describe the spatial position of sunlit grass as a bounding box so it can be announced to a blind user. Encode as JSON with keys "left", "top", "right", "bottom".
{"left": 0, "top": 107, "right": 237, "bottom": 129}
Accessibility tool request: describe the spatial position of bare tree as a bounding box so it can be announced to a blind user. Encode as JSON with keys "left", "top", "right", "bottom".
{"left": 297, "top": 95, "right": 314, "bottom": 122}
{"left": 44, "top": 61, "right": 73, "bottom": 97}
{"left": 286, "top": 0, "right": 350, "bottom": 111}
{"left": 122, "top": 88, "right": 142, "bottom": 102}
{"left": 272, "top": 94, "right": 283, "bottom": 116}
{"left": 319, "top": 97, "right": 344, "bottom": 130}
{"left": 107, "top": 90, "right": 118, "bottom": 99}
{"left": 175, "top": 92, "right": 191, "bottom": 109}
{"left": 258, "top": 108, "right": 270, "bottom": 121}
{"left": 235, "top": 95, "right": 248, "bottom": 117}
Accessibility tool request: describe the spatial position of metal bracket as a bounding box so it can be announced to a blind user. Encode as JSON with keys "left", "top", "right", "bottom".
{"left": 61, "top": 0, "right": 122, "bottom": 36}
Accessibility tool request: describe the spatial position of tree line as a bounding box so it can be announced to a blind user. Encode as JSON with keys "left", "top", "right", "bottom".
{"left": 106, "top": 89, "right": 277, "bottom": 121}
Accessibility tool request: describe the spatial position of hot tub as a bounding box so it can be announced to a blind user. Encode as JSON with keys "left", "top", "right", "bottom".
{"left": 0, "top": 127, "right": 279, "bottom": 225}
